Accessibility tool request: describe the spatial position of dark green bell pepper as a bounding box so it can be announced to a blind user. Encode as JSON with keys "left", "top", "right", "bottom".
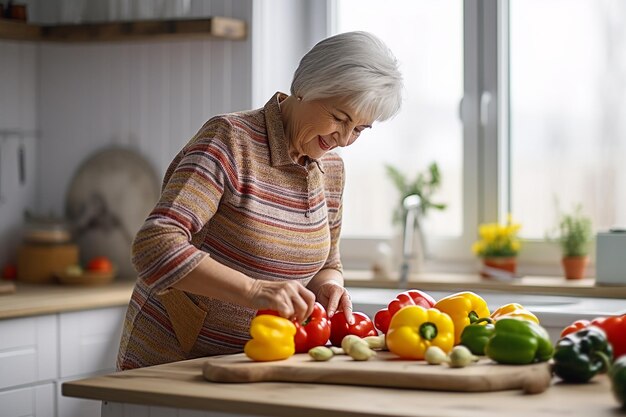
{"left": 553, "top": 326, "right": 613, "bottom": 383}
{"left": 610, "top": 355, "right": 626, "bottom": 409}
{"left": 460, "top": 317, "right": 494, "bottom": 355}
{"left": 484, "top": 317, "right": 553, "bottom": 365}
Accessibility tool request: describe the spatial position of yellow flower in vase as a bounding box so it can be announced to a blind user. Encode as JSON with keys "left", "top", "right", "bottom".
{"left": 472, "top": 215, "right": 522, "bottom": 278}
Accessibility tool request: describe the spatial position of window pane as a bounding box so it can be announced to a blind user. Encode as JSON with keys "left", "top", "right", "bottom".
{"left": 335, "top": 0, "right": 463, "bottom": 238}
{"left": 510, "top": 0, "right": 626, "bottom": 238}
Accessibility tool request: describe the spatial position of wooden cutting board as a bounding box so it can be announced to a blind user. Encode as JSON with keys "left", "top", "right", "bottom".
{"left": 203, "top": 351, "right": 552, "bottom": 395}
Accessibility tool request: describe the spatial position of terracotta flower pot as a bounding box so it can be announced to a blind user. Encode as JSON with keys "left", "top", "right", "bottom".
{"left": 562, "top": 256, "right": 589, "bottom": 280}
{"left": 481, "top": 256, "right": 517, "bottom": 278}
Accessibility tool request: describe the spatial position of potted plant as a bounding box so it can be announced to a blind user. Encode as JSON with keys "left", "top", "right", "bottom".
{"left": 472, "top": 215, "right": 522, "bottom": 278}
{"left": 385, "top": 162, "right": 447, "bottom": 226}
{"left": 557, "top": 205, "right": 593, "bottom": 280}
{"left": 381, "top": 162, "right": 446, "bottom": 276}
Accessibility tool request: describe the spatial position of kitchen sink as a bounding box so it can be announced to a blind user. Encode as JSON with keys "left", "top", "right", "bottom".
{"left": 472, "top": 293, "right": 581, "bottom": 308}
{"left": 347, "top": 286, "right": 626, "bottom": 319}
{"left": 346, "top": 288, "right": 581, "bottom": 309}
{"left": 520, "top": 299, "right": 579, "bottom": 306}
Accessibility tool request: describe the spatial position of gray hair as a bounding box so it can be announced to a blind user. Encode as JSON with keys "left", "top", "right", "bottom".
{"left": 291, "top": 31, "right": 403, "bottom": 122}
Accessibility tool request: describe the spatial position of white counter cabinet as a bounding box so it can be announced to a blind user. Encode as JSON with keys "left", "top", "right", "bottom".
{"left": 0, "top": 305, "right": 127, "bottom": 417}
{"left": 0, "top": 383, "right": 55, "bottom": 417}
{"left": 0, "top": 314, "right": 57, "bottom": 390}
{"left": 59, "top": 307, "right": 126, "bottom": 379}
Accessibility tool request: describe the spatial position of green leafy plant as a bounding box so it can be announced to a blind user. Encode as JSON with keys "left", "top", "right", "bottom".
{"left": 385, "top": 162, "right": 447, "bottom": 225}
{"left": 557, "top": 205, "right": 593, "bottom": 258}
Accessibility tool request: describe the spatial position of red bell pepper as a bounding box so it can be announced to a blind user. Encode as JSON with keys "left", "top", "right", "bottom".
{"left": 256, "top": 302, "right": 331, "bottom": 353}
{"left": 373, "top": 290, "right": 436, "bottom": 334}
{"left": 560, "top": 319, "right": 591, "bottom": 338}
{"left": 591, "top": 315, "right": 626, "bottom": 359}
{"left": 329, "top": 311, "right": 377, "bottom": 347}
{"left": 560, "top": 315, "right": 626, "bottom": 359}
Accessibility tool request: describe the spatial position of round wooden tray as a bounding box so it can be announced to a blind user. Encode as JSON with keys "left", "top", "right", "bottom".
{"left": 65, "top": 147, "right": 159, "bottom": 280}
{"left": 55, "top": 269, "right": 116, "bottom": 286}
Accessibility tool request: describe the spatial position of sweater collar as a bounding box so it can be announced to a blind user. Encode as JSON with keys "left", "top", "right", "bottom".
{"left": 264, "top": 92, "right": 324, "bottom": 173}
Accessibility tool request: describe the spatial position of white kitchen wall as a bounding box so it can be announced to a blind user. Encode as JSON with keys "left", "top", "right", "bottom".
{"left": 0, "top": 0, "right": 253, "bottom": 269}
{"left": 251, "top": 0, "right": 329, "bottom": 108}
{"left": 0, "top": 0, "right": 320, "bottom": 270}
{"left": 0, "top": 41, "right": 39, "bottom": 267}
{"left": 37, "top": 0, "right": 253, "bottom": 217}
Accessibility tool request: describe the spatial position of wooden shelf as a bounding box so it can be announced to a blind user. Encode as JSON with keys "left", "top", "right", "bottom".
{"left": 0, "top": 16, "right": 246, "bottom": 42}
{"left": 0, "top": 19, "right": 41, "bottom": 41}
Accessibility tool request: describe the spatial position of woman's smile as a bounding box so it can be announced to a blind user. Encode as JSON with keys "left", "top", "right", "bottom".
{"left": 318, "top": 136, "right": 333, "bottom": 151}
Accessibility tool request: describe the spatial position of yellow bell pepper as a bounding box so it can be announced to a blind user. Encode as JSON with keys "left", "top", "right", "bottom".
{"left": 490, "top": 303, "right": 539, "bottom": 323}
{"left": 386, "top": 305, "right": 455, "bottom": 360}
{"left": 434, "top": 291, "right": 490, "bottom": 345}
{"left": 244, "top": 314, "right": 296, "bottom": 362}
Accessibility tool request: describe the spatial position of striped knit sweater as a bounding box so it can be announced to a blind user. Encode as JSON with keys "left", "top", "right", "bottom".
{"left": 116, "top": 92, "right": 344, "bottom": 370}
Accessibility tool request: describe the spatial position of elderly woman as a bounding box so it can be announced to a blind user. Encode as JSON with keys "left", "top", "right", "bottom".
{"left": 117, "top": 31, "right": 403, "bottom": 370}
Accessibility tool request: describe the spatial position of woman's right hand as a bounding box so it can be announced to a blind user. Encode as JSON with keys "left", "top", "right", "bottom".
{"left": 247, "top": 279, "right": 315, "bottom": 323}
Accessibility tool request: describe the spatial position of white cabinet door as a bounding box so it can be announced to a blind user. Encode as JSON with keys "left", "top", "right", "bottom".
{"left": 0, "top": 315, "right": 57, "bottom": 390}
{"left": 0, "top": 383, "right": 55, "bottom": 417}
{"left": 57, "top": 377, "right": 102, "bottom": 417}
{"left": 59, "top": 306, "right": 126, "bottom": 378}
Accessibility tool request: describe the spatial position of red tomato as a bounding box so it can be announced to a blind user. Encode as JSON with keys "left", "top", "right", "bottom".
{"left": 2, "top": 264, "right": 17, "bottom": 280}
{"left": 255, "top": 303, "right": 331, "bottom": 353}
{"left": 329, "top": 311, "right": 377, "bottom": 347}
{"left": 87, "top": 256, "right": 114, "bottom": 273}
{"left": 293, "top": 303, "right": 331, "bottom": 353}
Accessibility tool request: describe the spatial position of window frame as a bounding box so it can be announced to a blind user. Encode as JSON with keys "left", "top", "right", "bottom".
{"left": 495, "top": 0, "right": 573, "bottom": 275}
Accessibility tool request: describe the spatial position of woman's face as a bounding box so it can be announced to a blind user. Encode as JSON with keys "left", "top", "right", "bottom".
{"left": 285, "top": 96, "right": 373, "bottom": 163}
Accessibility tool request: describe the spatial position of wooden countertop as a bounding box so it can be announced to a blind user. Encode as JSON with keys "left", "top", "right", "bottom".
{"left": 344, "top": 271, "right": 626, "bottom": 299}
{"left": 62, "top": 356, "right": 623, "bottom": 417}
{"left": 0, "top": 281, "right": 134, "bottom": 320}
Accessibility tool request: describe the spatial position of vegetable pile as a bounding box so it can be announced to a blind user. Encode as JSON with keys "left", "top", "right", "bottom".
{"left": 243, "top": 288, "right": 626, "bottom": 408}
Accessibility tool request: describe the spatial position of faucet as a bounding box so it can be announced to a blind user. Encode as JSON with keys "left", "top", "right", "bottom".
{"left": 399, "top": 194, "right": 427, "bottom": 288}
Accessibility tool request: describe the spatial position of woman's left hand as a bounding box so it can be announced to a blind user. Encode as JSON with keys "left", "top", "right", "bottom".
{"left": 315, "top": 281, "right": 354, "bottom": 324}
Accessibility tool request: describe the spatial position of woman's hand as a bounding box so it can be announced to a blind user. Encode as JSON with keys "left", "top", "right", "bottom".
{"left": 315, "top": 281, "right": 354, "bottom": 325}
{"left": 247, "top": 280, "right": 315, "bottom": 323}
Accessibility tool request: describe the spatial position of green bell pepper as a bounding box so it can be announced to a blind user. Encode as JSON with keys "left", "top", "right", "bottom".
{"left": 553, "top": 326, "right": 613, "bottom": 383}
{"left": 484, "top": 317, "right": 554, "bottom": 365}
{"left": 460, "top": 317, "right": 494, "bottom": 355}
{"left": 610, "top": 355, "right": 626, "bottom": 409}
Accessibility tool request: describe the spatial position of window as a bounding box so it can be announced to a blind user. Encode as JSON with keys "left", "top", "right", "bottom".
{"left": 333, "top": 0, "right": 480, "bottom": 270}
{"left": 510, "top": 0, "right": 626, "bottom": 239}
{"left": 335, "top": 0, "right": 464, "bottom": 240}
{"left": 331, "top": 1, "right": 625, "bottom": 272}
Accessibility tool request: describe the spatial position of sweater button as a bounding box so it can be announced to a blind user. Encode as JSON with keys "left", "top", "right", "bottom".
{"left": 304, "top": 210, "right": 310, "bottom": 218}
